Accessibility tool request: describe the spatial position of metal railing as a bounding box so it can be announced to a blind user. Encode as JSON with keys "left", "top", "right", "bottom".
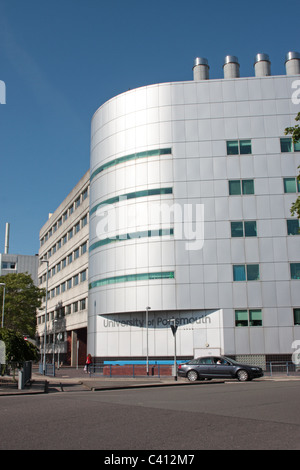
{"left": 265, "top": 361, "right": 300, "bottom": 377}
{"left": 38, "top": 362, "right": 55, "bottom": 377}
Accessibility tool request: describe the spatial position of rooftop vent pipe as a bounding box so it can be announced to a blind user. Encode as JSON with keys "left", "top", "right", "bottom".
{"left": 254, "top": 53, "right": 271, "bottom": 77}
{"left": 4, "top": 223, "right": 10, "bottom": 254}
{"left": 285, "top": 51, "right": 300, "bottom": 75}
{"left": 193, "top": 57, "right": 209, "bottom": 80}
{"left": 223, "top": 56, "right": 240, "bottom": 79}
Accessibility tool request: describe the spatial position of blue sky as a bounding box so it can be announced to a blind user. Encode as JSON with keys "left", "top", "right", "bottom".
{"left": 0, "top": 0, "right": 299, "bottom": 255}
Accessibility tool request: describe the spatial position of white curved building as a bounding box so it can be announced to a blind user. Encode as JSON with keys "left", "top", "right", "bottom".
{"left": 88, "top": 53, "right": 300, "bottom": 366}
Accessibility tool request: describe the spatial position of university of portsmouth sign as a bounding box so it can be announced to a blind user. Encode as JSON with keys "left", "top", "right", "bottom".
{"left": 102, "top": 312, "right": 212, "bottom": 329}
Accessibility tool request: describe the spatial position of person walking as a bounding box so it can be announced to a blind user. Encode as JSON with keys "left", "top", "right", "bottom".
{"left": 85, "top": 354, "right": 92, "bottom": 373}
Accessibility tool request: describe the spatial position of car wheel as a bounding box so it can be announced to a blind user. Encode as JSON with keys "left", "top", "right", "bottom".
{"left": 237, "top": 369, "right": 249, "bottom": 382}
{"left": 187, "top": 370, "right": 198, "bottom": 382}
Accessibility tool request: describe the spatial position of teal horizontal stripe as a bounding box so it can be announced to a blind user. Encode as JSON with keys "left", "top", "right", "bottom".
{"left": 89, "top": 228, "right": 174, "bottom": 252}
{"left": 90, "top": 187, "right": 173, "bottom": 216}
{"left": 91, "top": 148, "right": 172, "bottom": 181}
{"left": 89, "top": 271, "right": 175, "bottom": 289}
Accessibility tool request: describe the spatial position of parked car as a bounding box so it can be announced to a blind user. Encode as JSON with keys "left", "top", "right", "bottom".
{"left": 178, "top": 356, "right": 264, "bottom": 382}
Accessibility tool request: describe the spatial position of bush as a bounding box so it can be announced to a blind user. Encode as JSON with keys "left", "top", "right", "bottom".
{"left": 0, "top": 328, "right": 39, "bottom": 363}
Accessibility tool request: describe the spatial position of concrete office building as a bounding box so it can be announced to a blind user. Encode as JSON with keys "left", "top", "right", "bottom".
{"left": 0, "top": 223, "right": 39, "bottom": 285}
{"left": 37, "top": 171, "right": 89, "bottom": 365}
{"left": 88, "top": 52, "right": 300, "bottom": 367}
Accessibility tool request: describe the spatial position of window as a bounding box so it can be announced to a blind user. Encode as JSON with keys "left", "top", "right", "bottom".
{"left": 81, "top": 242, "right": 87, "bottom": 255}
{"left": 80, "top": 270, "right": 87, "bottom": 282}
{"left": 231, "top": 221, "right": 257, "bottom": 237}
{"left": 290, "top": 263, "right": 300, "bottom": 279}
{"left": 63, "top": 211, "right": 68, "bottom": 222}
{"left": 247, "top": 264, "right": 260, "bottom": 281}
{"left": 75, "top": 222, "right": 80, "bottom": 234}
{"left": 68, "top": 253, "right": 72, "bottom": 264}
{"left": 90, "top": 187, "right": 173, "bottom": 216}
{"left": 229, "top": 179, "right": 254, "bottom": 195}
{"left": 242, "top": 180, "right": 255, "bottom": 195}
{"left": 75, "top": 197, "right": 81, "bottom": 209}
{"left": 227, "top": 140, "right": 252, "bottom": 155}
{"left": 80, "top": 298, "right": 86, "bottom": 310}
{"left": 89, "top": 271, "right": 175, "bottom": 289}
{"left": 82, "top": 188, "right": 88, "bottom": 201}
{"left": 280, "top": 137, "right": 300, "bottom": 153}
{"left": 61, "top": 282, "right": 66, "bottom": 293}
{"left": 74, "top": 247, "right": 80, "bottom": 260}
{"left": 62, "top": 258, "right": 67, "bottom": 269}
{"left": 73, "top": 274, "right": 79, "bottom": 286}
{"left": 233, "top": 264, "right": 260, "bottom": 281}
{"left": 199, "top": 357, "right": 213, "bottom": 364}
{"left": 73, "top": 301, "right": 78, "bottom": 313}
{"left": 91, "top": 148, "right": 172, "bottom": 181}
{"left": 249, "top": 309, "right": 263, "bottom": 326}
{"left": 81, "top": 215, "right": 88, "bottom": 228}
{"left": 233, "top": 265, "right": 246, "bottom": 281}
{"left": 235, "top": 310, "right": 248, "bottom": 327}
{"left": 235, "top": 309, "right": 262, "bottom": 327}
{"left": 284, "top": 178, "right": 300, "bottom": 193}
{"left": 69, "top": 204, "right": 74, "bottom": 216}
{"left": 68, "top": 229, "right": 73, "bottom": 240}
{"left": 67, "top": 278, "right": 72, "bottom": 289}
{"left": 287, "top": 219, "right": 300, "bottom": 235}
{"left": 294, "top": 309, "right": 300, "bottom": 326}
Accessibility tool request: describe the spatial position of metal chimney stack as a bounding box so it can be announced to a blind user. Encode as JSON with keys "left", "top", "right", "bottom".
{"left": 254, "top": 53, "right": 271, "bottom": 77}
{"left": 223, "top": 56, "right": 240, "bottom": 79}
{"left": 285, "top": 51, "right": 300, "bottom": 75}
{"left": 4, "top": 223, "right": 10, "bottom": 254}
{"left": 193, "top": 57, "right": 209, "bottom": 80}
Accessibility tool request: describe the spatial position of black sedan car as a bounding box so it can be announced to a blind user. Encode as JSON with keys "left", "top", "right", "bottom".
{"left": 178, "top": 356, "right": 264, "bottom": 382}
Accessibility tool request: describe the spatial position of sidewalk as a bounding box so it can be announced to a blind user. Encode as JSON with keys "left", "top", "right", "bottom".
{"left": 1, "top": 366, "right": 300, "bottom": 396}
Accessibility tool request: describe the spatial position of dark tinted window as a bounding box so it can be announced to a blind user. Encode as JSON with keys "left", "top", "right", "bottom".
{"left": 198, "top": 357, "right": 213, "bottom": 364}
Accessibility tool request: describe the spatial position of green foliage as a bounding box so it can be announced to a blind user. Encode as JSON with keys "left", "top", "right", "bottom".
{"left": 285, "top": 112, "right": 300, "bottom": 143}
{"left": 0, "top": 328, "right": 39, "bottom": 363}
{"left": 0, "top": 273, "right": 45, "bottom": 337}
{"left": 285, "top": 112, "right": 300, "bottom": 218}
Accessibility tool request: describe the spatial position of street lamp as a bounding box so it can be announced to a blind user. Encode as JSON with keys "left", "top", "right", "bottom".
{"left": 145, "top": 306, "right": 151, "bottom": 376}
{"left": 0, "top": 283, "right": 5, "bottom": 329}
{"left": 41, "top": 259, "right": 49, "bottom": 375}
{"left": 169, "top": 317, "right": 178, "bottom": 381}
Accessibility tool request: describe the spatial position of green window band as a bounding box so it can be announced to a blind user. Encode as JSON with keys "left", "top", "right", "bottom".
{"left": 89, "top": 271, "right": 175, "bottom": 289}
{"left": 89, "top": 228, "right": 174, "bottom": 252}
{"left": 90, "top": 148, "right": 172, "bottom": 181}
{"left": 90, "top": 187, "right": 173, "bottom": 216}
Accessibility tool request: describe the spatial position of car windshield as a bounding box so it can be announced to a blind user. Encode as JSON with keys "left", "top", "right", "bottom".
{"left": 223, "top": 356, "right": 239, "bottom": 364}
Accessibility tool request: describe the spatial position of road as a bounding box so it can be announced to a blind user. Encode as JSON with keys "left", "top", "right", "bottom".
{"left": 0, "top": 380, "right": 299, "bottom": 451}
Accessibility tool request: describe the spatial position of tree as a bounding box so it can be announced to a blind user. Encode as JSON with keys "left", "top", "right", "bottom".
{"left": 0, "top": 273, "right": 45, "bottom": 338}
{"left": 0, "top": 328, "right": 39, "bottom": 364}
{"left": 285, "top": 112, "right": 300, "bottom": 218}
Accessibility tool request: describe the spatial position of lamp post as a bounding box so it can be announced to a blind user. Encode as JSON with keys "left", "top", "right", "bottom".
{"left": 0, "top": 283, "right": 5, "bottom": 329}
{"left": 169, "top": 317, "right": 178, "bottom": 381}
{"left": 52, "top": 318, "right": 57, "bottom": 366}
{"left": 41, "top": 259, "right": 49, "bottom": 375}
{"left": 145, "top": 306, "right": 151, "bottom": 376}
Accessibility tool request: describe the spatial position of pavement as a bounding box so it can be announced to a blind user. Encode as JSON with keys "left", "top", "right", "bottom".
{"left": 1, "top": 366, "right": 300, "bottom": 396}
